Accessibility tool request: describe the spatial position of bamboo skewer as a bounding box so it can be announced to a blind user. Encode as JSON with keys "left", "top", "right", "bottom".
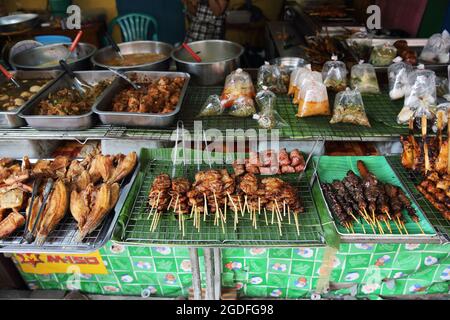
{"left": 422, "top": 115, "right": 430, "bottom": 175}
{"left": 293, "top": 212, "right": 300, "bottom": 236}
{"left": 447, "top": 108, "right": 450, "bottom": 175}
{"left": 264, "top": 208, "right": 268, "bottom": 225}
{"left": 415, "top": 221, "right": 425, "bottom": 234}
{"left": 203, "top": 193, "right": 208, "bottom": 221}
{"left": 393, "top": 218, "right": 403, "bottom": 234}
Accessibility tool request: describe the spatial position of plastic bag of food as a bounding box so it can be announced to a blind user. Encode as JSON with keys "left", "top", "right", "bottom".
{"left": 256, "top": 61, "right": 287, "bottom": 94}
{"left": 197, "top": 95, "right": 224, "bottom": 117}
{"left": 432, "top": 102, "right": 450, "bottom": 133}
{"left": 253, "top": 87, "right": 289, "bottom": 129}
{"left": 369, "top": 43, "right": 397, "bottom": 66}
{"left": 436, "top": 76, "right": 449, "bottom": 98}
{"left": 348, "top": 28, "right": 373, "bottom": 61}
{"left": 220, "top": 68, "right": 256, "bottom": 117}
{"left": 420, "top": 30, "right": 450, "bottom": 64}
{"left": 397, "top": 67, "right": 437, "bottom": 124}
{"left": 388, "top": 57, "right": 413, "bottom": 100}
{"left": 322, "top": 55, "right": 348, "bottom": 92}
{"left": 414, "top": 103, "right": 434, "bottom": 130}
{"left": 276, "top": 58, "right": 307, "bottom": 88}
{"left": 394, "top": 40, "right": 418, "bottom": 65}
{"left": 293, "top": 70, "right": 323, "bottom": 104}
{"left": 288, "top": 64, "right": 312, "bottom": 96}
{"left": 296, "top": 80, "right": 330, "bottom": 118}
{"left": 330, "top": 87, "right": 371, "bottom": 127}
{"left": 350, "top": 61, "right": 380, "bottom": 93}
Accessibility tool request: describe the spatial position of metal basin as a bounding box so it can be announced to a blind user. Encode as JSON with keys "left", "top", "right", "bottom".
{"left": 10, "top": 43, "right": 97, "bottom": 71}
{"left": 0, "top": 14, "right": 39, "bottom": 33}
{"left": 91, "top": 41, "right": 173, "bottom": 71}
{"left": 171, "top": 40, "right": 244, "bottom": 86}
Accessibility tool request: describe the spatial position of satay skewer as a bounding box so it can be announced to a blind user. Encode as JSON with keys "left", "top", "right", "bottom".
{"left": 447, "top": 108, "right": 450, "bottom": 175}
{"left": 264, "top": 208, "right": 268, "bottom": 225}
{"left": 422, "top": 115, "right": 430, "bottom": 174}
{"left": 293, "top": 211, "right": 300, "bottom": 236}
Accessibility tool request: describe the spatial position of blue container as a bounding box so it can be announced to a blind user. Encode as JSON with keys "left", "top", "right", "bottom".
{"left": 35, "top": 35, "right": 72, "bottom": 45}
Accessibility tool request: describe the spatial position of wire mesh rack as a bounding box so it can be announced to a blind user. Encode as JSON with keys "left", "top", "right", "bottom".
{"left": 386, "top": 155, "right": 450, "bottom": 241}
{"left": 362, "top": 93, "right": 405, "bottom": 129}
{"left": 0, "top": 161, "right": 139, "bottom": 253}
{"left": 115, "top": 159, "right": 325, "bottom": 247}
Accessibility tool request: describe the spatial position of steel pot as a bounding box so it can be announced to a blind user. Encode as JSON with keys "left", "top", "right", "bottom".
{"left": 91, "top": 40, "right": 173, "bottom": 71}
{"left": 0, "top": 14, "right": 39, "bottom": 33}
{"left": 10, "top": 42, "right": 96, "bottom": 71}
{"left": 171, "top": 40, "right": 244, "bottom": 86}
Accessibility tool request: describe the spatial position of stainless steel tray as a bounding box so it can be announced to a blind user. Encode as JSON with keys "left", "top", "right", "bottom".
{"left": 19, "top": 71, "right": 116, "bottom": 131}
{"left": 93, "top": 71, "right": 190, "bottom": 128}
{"left": 0, "top": 70, "right": 61, "bottom": 128}
{"left": 0, "top": 158, "right": 140, "bottom": 254}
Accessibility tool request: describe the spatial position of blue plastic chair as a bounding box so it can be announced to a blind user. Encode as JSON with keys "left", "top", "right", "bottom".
{"left": 108, "top": 13, "right": 159, "bottom": 42}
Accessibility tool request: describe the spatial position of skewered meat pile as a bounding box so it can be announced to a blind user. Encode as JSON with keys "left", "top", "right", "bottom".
{"left": 0, "top": 151, "right": 137, "bottom": 244}
{"left": 400, "top": 116, "right": 450, "bottom": 220}
{"left": 232, "top": 149, "right": 306, "bottom": 176}
{"left": 112, "top": 77, "right": 185, "bottom": 114}
{"left": 148, "top": 169, "right": 304, "bottom": 217}
{"left": 322, "top": 160, "right": 422, "bottom": 233}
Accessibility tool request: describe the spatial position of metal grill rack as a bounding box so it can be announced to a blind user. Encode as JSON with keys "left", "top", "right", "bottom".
{"left": 386, "top": 155, "right": 450, "bottom": 241}
{"left": 116, "top": 159, "right": 325, "bottom": 247}
{"left": 0, "top": 161, "right": 139, "bottom": 253}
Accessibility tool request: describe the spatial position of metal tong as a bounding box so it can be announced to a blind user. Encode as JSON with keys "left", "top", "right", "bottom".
{"left": 104, "top": 66, "right": 141, "bottom": 90}
{"left": 22, "top": 178, "right": 54, "bottom": 244}
{"left": 59, "top": 59, "right": 93, "bottom": 95}
{"left": 105, "top": 32, "right": 124, "bottom": 60}
{"left": 0, "top": 63, "right": 20, "bottom": 88}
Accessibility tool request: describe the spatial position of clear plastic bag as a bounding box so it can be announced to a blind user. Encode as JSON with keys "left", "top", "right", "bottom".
{"left": 350, "top": 61, "right": 380, "bottom": 94}
{"left": 436, "top": 76, "right": 449, "bottom": 98}
{"left": 413, "top": 103, "right": 433, "bottom": 130}
{"left": 220, "top": 69, "right": 256, "bottom": 117}
{"left": 253, "top": 87, "right": 289, "bottom": 129}
{"left": 256, "top": 61, "right": 287, "bottom": 94}
{"left": 288, "top": 65, "right": 312, "bottom": 96}
{"left": 420, "top": 30, "right": 450, "bottom": 64}
{"left": 397, "top": 67, "right": 437, "bottom": 124}
{"left": 197, "top": 95, "right": 224, "bottom": 117}
{"left": 348, "top": 28, "right": 373, "bottom": 61}
{"left": 296, "top": 80, "right": 330, "bottom": 118}
{"left": 293, "top": 70, "right": 323, "bottom": 104}
{"left": 369, "top": 43, "right": 397, "bottom": 66}
{"left": 388, "top": 57, "right": 413, "bottom": 100}
{"left": 330, "top": 87, "right": 371, "bottom": 127}
{"left": 432, "top": 102, "right": 449, "bottom": 133}
{"left": 322, "top": 55, "right": 347, "bottom": 92}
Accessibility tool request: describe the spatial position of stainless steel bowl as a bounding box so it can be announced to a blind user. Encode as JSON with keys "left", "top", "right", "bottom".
{"left": 91, "top": 41, "right": 173, "bottom": 71}
{"left": 10, "top": 43, "right": 97, "bottom": 71}
{"left": 171, "top": 40, "right": 244, "bottom": 86}
{"left": 0, "top": 14, "right": 39, "bottom": 33}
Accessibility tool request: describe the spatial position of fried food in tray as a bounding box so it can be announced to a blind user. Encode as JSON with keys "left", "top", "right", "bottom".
{"left": 112, "top": 77, "right": 185, "bottom": 114}
{"left": 33, "top": 80, "right": 111, "bottom": 116}
{"left": 0, "top": 79, "right": 48, "bottom": 112}
{"left": 0, "top": 151, "right": 137, "bottom": 244}
{"left": 322, "top": 160, "right": 423, "bottom": 233}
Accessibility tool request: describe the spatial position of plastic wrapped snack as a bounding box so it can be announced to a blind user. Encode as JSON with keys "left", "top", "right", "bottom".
{"left": 293, "top": 70, "right": 323, "bottom": 104}
{"left": 420, "top": 30, "right": 450, "bottom": 64}
{"left": 220, "top": 69, "right": 256, "bottom": 117}
{"left": 436, "top": 76, "right": 449, "bottom": 98}
{"left": 197, "top": 95, "right": 224, "bottom": 117}
{"left": 277, "top": 58, "right": 307, "bottom": 88}
{"left": 322, "top": 55, "right": 348, "bottom": 92}
{"left": 296, "top": 80, "right": 330, "bottom": 118}
{"left": 350, "top": 61, "right": 380, "bottom": 94}
{"left": 414, "top": 103, "right": 433, "bottom": 130}
{"left": 288, "top": 64, "right": 312, "bottom": 96}
{"left": 253, "top": 87, "right": 288, "bottom": 129}
{"left": 432, "top": 102, "right": 449, "bottom": 133}
{"left": 256, "top": 61, "right": 287, "bottom": 94}
{"left": 388, "top": 57, "right": 413, "bottom": 100}
{"left": 397, "top": 67, "right": 436, "bottom": 124}
{"left": 330, "top": 88, "right": 371, "bottom": 127}
{"left": 369, "top": 43, "right": 397, "bottom": 66}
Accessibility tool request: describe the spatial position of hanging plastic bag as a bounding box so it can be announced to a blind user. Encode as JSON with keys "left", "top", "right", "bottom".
{"left": 330, "top": 87, "right": 371, "bottom": 127}
{"left": 293, "top": 70, "right": 323, "bottom": 104}
{"left": 197, "top": 95, "right": 224, "bottom": 117}
{"left": 322, "top": 55, "right": 348, "bottom": 92}
{"left": 369, "top": 43, "right": 397, "bottom": 66}
{"left": 296, "top": 80, "right": 330, "bottom": 118}
{"left": 388, "top": 57, "right": 413, "bottom": 100}
{"left": 432, "top": 102, "right": 450, "bottom": 133}
{"left": 420, "top": 30, "right": 450, "bottom": 64}
{"left": 256, "top": 61, "right": 287, "bottom": 94}
{"left": 220, "top": 69, "right": 256, "bottom": 117}
{"left": 397, "top": 66, "right": 436, "bottom": 124}
{"left": 253, "top": 86, "right": 289, "bottom": 129}
{"left": 350, "top": 61, "right": 380, "bottom": 94}
{"left": 288, "top": 64, "right": 312, "bottom": 96}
